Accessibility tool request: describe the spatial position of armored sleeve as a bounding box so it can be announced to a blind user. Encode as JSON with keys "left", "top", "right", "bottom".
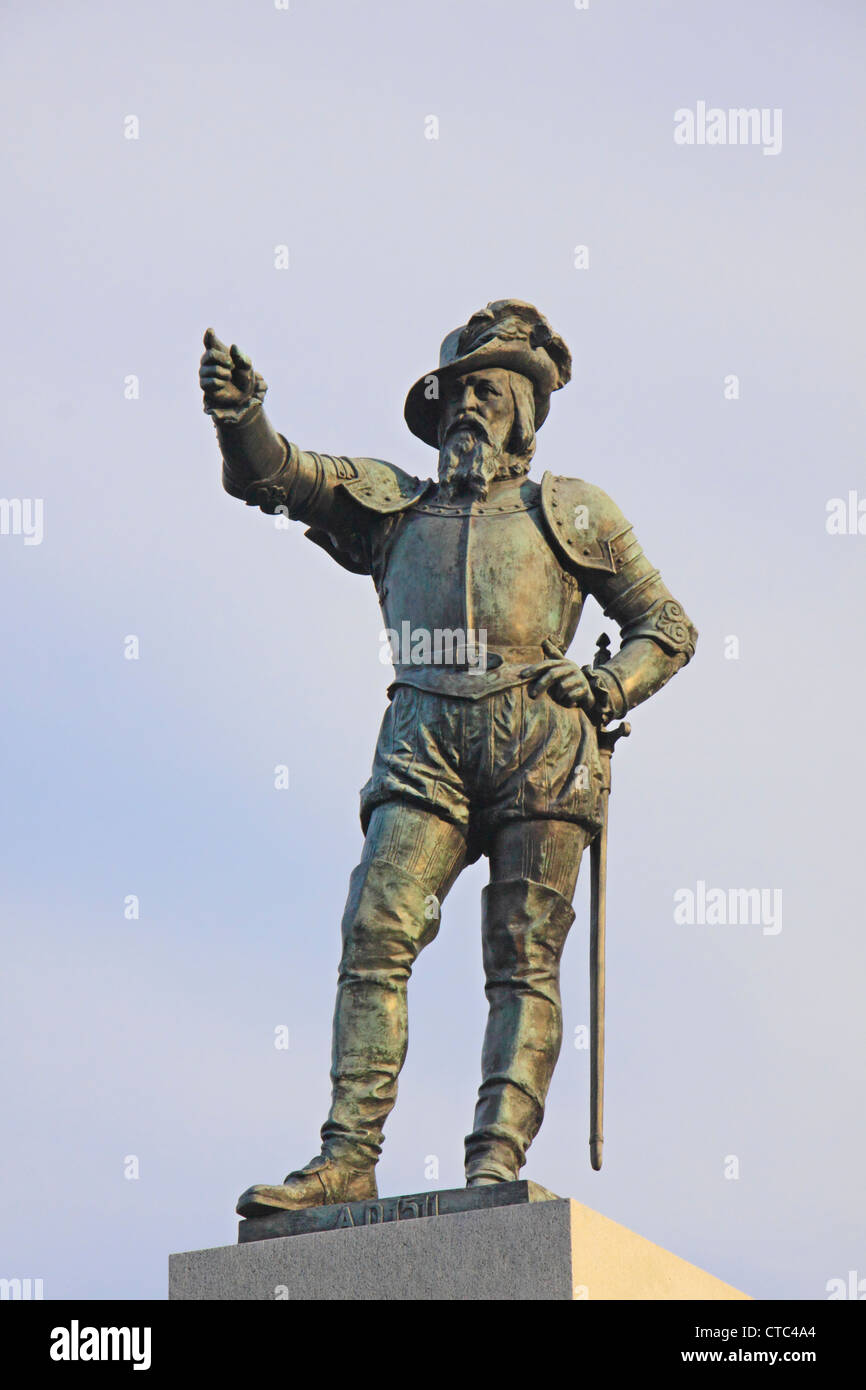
{"left": 583, "top": 515, "right": 698, "bottom": 720}
{"left": 540, "top": 473, "right": 698, "bottom": 718}
{"left": 213, "top": 400, "right": 353, "bottom": 521}
{"left": 212, "top": 400, "right": 426, "bottom": 577}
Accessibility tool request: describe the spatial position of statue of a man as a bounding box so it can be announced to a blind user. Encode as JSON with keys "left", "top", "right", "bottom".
{"left": 199, "top": 300, "right": 698, "bottom": 1217}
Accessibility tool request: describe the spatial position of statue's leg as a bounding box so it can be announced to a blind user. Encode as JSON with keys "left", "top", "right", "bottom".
{"left": 464, "top": 818, "right": 587, "bottom": 1186}
{"left": 237, "top": 802, "right": 467, "bottom": 1216}
{"left": 319, "top": 803, "right": 466, "bottom": 1169}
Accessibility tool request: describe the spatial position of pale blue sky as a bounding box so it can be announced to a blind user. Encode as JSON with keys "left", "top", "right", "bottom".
{"left": 1, "top": 0, "right": 864, "bottom": 1299}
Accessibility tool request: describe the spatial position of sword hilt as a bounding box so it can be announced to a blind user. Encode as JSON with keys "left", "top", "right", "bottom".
{"left": 593, "top": 631, "right": 612, "bottom": 667}
{"left": 592, "top": 634, "right": 631, "bottom": 758}
{"left": 598, "top": 720, "right": 631, "bottom": 758}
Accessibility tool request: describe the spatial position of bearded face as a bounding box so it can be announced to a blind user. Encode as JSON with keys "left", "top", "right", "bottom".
{"left": 437, "top": 367, "right": 527, "bottom": 501}
{"left": 438, "top": 422, "right": 503, "bottom": 500}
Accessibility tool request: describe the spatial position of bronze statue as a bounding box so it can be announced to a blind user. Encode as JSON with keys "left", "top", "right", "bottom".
{"left": 198, "top": 300, "right": 698, "bottom": 1217}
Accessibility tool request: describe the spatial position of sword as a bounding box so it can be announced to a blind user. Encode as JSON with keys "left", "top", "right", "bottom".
{"left": 589, "top": 634, "right": 630, "bottom": 1171}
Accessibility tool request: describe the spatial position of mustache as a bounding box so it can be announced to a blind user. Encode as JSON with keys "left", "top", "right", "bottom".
{"left": 442, "top": 414, "right": 492, "bottom": 443}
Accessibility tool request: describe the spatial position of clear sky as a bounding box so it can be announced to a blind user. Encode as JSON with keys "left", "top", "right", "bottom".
{"left": 2, "top": 0, "right": 864, "bottom": 1300}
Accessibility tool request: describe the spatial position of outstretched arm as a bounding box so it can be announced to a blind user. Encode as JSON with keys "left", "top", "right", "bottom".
{"left": 199, "top": 329, "right": 382, "bottom": 563}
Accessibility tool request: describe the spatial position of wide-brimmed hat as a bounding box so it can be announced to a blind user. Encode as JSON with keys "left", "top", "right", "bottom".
{"left": 404, "top": 299, "right": 572, "bottom": 448}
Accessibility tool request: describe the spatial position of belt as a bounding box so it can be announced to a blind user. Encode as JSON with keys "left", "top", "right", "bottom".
{"left": 392, "top": 644, "right": 552, "bottom": 676}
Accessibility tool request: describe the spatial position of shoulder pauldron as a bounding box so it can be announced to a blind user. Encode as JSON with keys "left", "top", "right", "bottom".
{"left": 339, "top": 456, "right": 430, "bottom": 514}
{"left": 539, "top": 472, "right": 639, "bottom": 576}
{"left": 303, "top": 455, "right": 430, "bottom": 575}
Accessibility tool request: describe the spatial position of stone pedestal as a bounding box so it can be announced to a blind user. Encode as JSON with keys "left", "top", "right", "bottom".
{"left": 169, "top": 1181, "right": 750, "bottom": 1301}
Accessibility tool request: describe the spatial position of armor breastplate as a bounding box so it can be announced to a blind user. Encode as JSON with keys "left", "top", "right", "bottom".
{"left": 378, "top": 479, "right": 583, "bottom": 698}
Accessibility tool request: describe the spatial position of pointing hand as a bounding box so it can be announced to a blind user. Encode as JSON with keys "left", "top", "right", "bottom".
{"left": 199, "top": 328, "right": 267, "bottom": 419}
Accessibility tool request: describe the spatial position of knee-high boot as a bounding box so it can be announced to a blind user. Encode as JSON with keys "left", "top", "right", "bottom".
{"left": 320, "top": 855, "right": 439, "bottom": 1165}
{"left": 464, "top": 877, "right": 576, "bottom": 1185}
{"left": 237, "top": 856, "right": 437, "bottom": 1216}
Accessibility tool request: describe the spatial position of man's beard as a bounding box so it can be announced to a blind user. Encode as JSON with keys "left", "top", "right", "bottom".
{"left": 438, "top": 424, "right": 504, "bottom": 501}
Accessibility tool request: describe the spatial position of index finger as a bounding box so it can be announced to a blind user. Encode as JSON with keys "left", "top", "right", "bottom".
{"left": 528, "top": 664, "right": 578, "bottom": 698}
{"left": 520, "top": 657, "right": 566, "bottom": 679}
{"left": 203, "top": 327, "right": 230, "bottom": 354}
